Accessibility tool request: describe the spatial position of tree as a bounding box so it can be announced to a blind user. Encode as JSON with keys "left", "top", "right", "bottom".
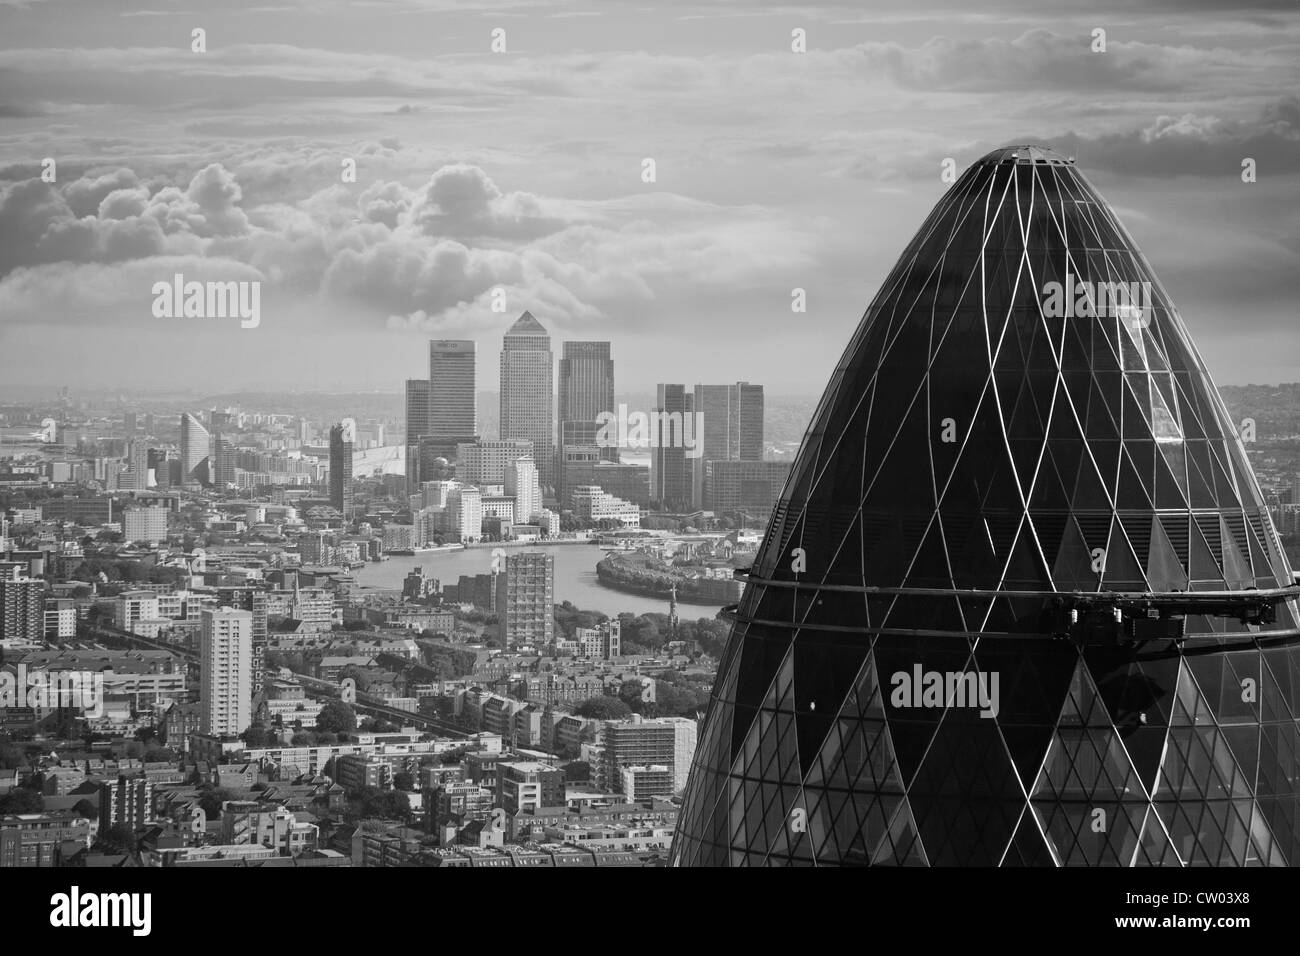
{"left": 351, "top": 786, "right": 411, "bottom": 821}
{"left": 0, "top": 788, "right": 43, "bottom": 814}
{"left": 241, "top": 723, "right": 276, "bottom": 748}
{"left": 72, "top": 798, "right": 98, "bottom": 819}
{"left": 0, "top": 742, "right": 24, "bottom": 770}
{"left": 393, "top": 770, "right": 415, "bottom": 792}
{"left": 198, "top": 787, "right": 234, "bottom": 819}
{"left": 105, "top": 824, "right": 137, "bottom": 853}
{"left": 316, "top": 700, "right": 357, "bottom": 735}
{"left": 574, "top": 696, "right": 632, "bottom": 721}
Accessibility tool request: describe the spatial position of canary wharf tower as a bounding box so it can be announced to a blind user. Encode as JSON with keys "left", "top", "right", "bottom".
{"left": 671, "top": 145, "right": 1300, "bottom": 867}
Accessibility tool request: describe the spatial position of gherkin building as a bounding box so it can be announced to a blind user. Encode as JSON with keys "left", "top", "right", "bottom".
{"left": 670, "top": 145, "right": 1300, "bottom": 867}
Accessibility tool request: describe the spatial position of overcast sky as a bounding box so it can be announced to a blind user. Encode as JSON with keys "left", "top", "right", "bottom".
{"left": 0, "top": 0, "right": 1296, "bottom": 396}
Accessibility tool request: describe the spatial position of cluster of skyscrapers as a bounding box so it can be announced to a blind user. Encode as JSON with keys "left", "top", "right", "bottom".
{"left": 399, "top": 311, "right": 786, "bottom": 520}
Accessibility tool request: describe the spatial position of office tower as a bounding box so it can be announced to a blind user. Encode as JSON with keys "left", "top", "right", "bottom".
{"left": 456, "top": 439, "right": 533, "bottom": 485}
{"left": 701, "top": 460, "right": 792, "bottom": 521}
{"left": 495, "top": 551, "right": 554, "bottom": 648}
{"left": 673, "top": 145, "right": 1300, "bottom": 868}
{"left": 691, "top": 382, "right": 765, "bottom": 508}
{"left": 404, "top": 378, "right": 431, "bottom": 489}
{"left": 122, "top": 506, "right": 168, "bottom": 545}
{"left": 119, "top": 439, "right": 149, "bottom": 491}
{"left": 693, "top": 382, "right": 764, "bottom": 462}
{"left": 559, "top": 341, "right": 614, "bottom": 429}
{"left": 559, "top": 341, "right": 615, "bottom": 454}
{"left": 557, "top": 341, "right": 615, "bottom": 502}
{"left": 650, "top": 384, "right": 694, "bottom": 511}
{"left": 329, "top": 422, "right": 354, "bottom": 520}
{"left": 212, "top": 433, "right": 236, "bottom": 487}
{"left": 559, "top": 457, "right": 651, "bottom": 509}
{"left": 500, "top": 312, "right": 555, "bottom": 488}
{"left": 123, "top": 411, "right": 137, "bottom": 434}
{"left": 505, "top": 455, "right": 541, "bottom": 524}
{"left": 148, "top": 449, "right": 171, "bottom": 490}
{"left": 429, "top": 340, "right": 477, "bottom": 438}
{"left": 180, "top": 412, "right": 210, "bottom": 487}
{"left": 602, "top": 715, "right": 698, "bottom": 795}
{"left": 199, "top": 607, "right": 253, "bottom": 737}
{"left": 0, "top": 578, "right": 44, "bottom": 642}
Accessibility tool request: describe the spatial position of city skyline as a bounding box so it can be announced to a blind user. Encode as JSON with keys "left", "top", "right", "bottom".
{"left": 3, "top": 0, "right": 1300, "bottom": 899}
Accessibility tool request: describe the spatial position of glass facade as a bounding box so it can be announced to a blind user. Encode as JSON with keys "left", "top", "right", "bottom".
{"left": 670, "top": 145, "right": 1300, "bottom": 867}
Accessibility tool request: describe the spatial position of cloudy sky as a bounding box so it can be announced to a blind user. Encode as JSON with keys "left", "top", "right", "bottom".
{"left": 0, "top": 0, "right": 1297, "bottom": 395}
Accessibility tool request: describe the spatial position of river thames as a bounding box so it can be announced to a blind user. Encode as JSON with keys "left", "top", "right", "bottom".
{"left": 351, "top": 543, "right": 728, "bottom": 619}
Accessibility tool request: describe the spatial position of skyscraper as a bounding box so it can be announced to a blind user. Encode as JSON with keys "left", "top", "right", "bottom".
{"left": 121, "top": 439, "right": 149, "bottom": 491}
{"left": 650, "top": 384, "right": 694, "bottom": 512}
{"left": 429, "top": 340, "right": 477, "bottom": 438}
{"left": 148, "top": 448, "right": 171, "bottom": 490}
{"left": 672, "top": 145, "right": 1300, "bottom": 868}
{"left": 691, "top": 382, "right": 765, "bottom": 507}
{"left": 404, "top": 378, "right": 431, "bottom": 490}
{"left": 558, "top": 341, "right": 616, "bottom": 501}
{"left": 329, "top": 421, "right": 354, "bottom": 521}
{"left": 500, "top": 312, "right": 555, "bottom": 488}
{"left": 212, "top": 433, "right": 236, "bottom": 487}
{"left": 179, "top": 412, "right": 210, "bottom": 487}
{"left": 199, "top": 607, "right": 252, "bottom": 738}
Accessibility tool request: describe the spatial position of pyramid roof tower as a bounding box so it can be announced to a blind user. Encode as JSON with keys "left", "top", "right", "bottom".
{"left": 505, "top": 310, "right": 548, "bottom": 337}
{"left": 670, "top": 145, "right": 1300, "bottom": 867}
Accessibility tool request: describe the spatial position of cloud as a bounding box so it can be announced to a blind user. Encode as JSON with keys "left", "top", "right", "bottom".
{"left": 409, "top": 164, "right": 573, "bottom": 240}
{"left": 0, "top": 154, "right": 815, "bottom": 338}
{"left": 1004, "top": 95, "right": 1300, "bottom": 177}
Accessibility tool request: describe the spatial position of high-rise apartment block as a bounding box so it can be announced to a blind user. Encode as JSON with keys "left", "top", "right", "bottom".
{"left": 495, "top": 552, "right": 554, "bottom": 648}
{"left": 123, "top": 506, "right": 168, "bottom": 545}
{"left": 0, "top": 578, "right": 43, "bottom": 642}
{"left": 199, "top": 607, "right": 253, "bottom": 737}
{"left": 329, "top": 422, "right": 354, "bottom": 520}
{"left": 505, "top": 455, "right": 541, "bottom": 525}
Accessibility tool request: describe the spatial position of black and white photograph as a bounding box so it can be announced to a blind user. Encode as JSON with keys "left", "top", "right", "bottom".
{"left": 0, "top": 0, "right": 1297, "bottom": 934}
